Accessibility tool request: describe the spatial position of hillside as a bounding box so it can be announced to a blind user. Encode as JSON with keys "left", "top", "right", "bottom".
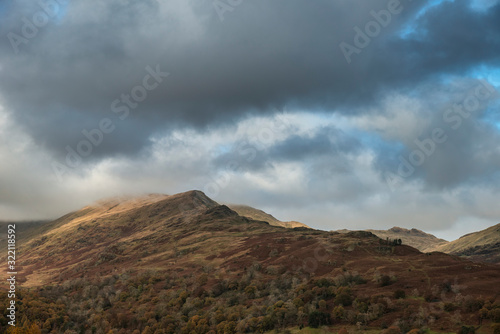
{"left": 227, "top": 204, "right": 310, "bottom": 229}
{"left": 435, "top": 223, "right": 500, "bottom": 264}
{"left": 365, "top": 227, "right": 449, "bottom": 253}
{"left": 0, "top": 195, "right": 172, "bottom": 250}
{"left": 1, "top": 191, "right": 500, "bottom": 333}
{"left": 0, "top": 220, "right": 50, "bottom": 249}
{"left": 335, "top": 227, "right": 449, "bottom": 253}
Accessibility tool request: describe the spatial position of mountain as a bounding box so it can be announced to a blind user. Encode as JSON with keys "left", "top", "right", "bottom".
{"left": 435, "top": 223, "right": 500, "bottom": 264}
{"left": 1, "top": 191, "right": 500, "bottom": 333}
{"left": 335, "top": 225, "right": 500, "bottom": 264}
{"left": 227, "top": 204, "right": 310, "bottom": 229}
{"left": 335, "top": 227, "right": 448, "bottom": 252}
{"left": 366, "top": 227, "right": 449, "bottom": 253}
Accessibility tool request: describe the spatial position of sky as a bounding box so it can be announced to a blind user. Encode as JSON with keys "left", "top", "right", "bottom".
{"left": 1, "top": 0, "right": 500, "bottom": 241}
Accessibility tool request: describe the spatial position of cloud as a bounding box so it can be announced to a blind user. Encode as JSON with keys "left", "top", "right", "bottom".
{"left": 367, "top": 78, "right": 500, "bottom": 189}
{"left": 3, "top": 0, "right": 499, "bottom": 160}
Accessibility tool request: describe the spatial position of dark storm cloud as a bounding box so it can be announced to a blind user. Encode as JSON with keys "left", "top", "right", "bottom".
{"left": 268, "top": 128, "right": 362, "bottom": 161}
{"left": 0, "top": 0, "right": 499, "bottom": 182}
{"left": 1, "top": 0, "right": 491, "bottom": 160}
{"left": 397, "top": 1, "right": 500, "bottom": 75}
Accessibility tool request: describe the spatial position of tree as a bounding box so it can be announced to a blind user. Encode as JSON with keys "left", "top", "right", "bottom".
{"left": 393, "top": 290, "right": 406, "bottom": 299}
{"left": 318, "top": 300, "right": 327, "bottom": 311}
{"left": 335, "top": 290, "right": 353, "bottom": 307}
{"left": 332, "top": 305, "right": 345, "bottom": 321}
{"left": 380, "top": 275, "right": 392, "bottom": 287}
{"left": 382, "top": 326, "right": 401, "bottom": 334}
{"left": 142, "top": 326, "right": 153, "bottom": 334}
{"left": 308, "top": 311, "right": 331, "bottom": 328}
{"left": 459, "top": 326, "right": 476, "bottom": 334}
{"left": 293, "top": 297, "right": 304, "bottom": 308}
{"left": 244, "top": 286, "right": 257, "bottom": 299}
{"left": 27, "top": 323, "right": 41, "bottom": 334}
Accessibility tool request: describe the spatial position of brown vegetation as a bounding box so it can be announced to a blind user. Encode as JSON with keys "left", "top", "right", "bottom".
{"left": 1, "top": 191, "right": 499, "bottom": 333}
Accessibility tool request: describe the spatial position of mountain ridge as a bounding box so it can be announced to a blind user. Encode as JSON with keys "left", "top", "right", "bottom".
{"left": 434, "top": 223, "right": 500, "bottom": 264}
{"left": 226, "top": 204, "right": 310, "bottom": 229}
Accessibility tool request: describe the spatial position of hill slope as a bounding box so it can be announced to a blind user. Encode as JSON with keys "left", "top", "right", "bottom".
{"left": 435, "top": 223, "right": 500, "bottom": 264}
{"left": 0, "top": 220, "right": 50, "bottom": 249}
{"left": 336, "top": 227, "right": 449, "bottom": 252}
{"left": 1, "top": 191, "right": 500, "bottom": 333}
{"left": 227, "top": 204, "right": 310, "bottom": 229}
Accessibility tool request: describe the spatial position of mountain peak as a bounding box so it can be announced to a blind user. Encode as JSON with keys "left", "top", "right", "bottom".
{"left": 388, "top": 226, "right": 428, "bottom": 237}
{"left": 388, "top": 226, "right": 408, "bottom": 233}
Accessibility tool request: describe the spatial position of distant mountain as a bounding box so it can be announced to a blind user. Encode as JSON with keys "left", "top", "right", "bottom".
{"left": 336, "top": 226, "right": 449, "bottom": 252}
{"left": 435, "top": 223, "right": 500, "bottom": 264}
{"left": 227, "top": 204, "right": 310, "bottom": 229}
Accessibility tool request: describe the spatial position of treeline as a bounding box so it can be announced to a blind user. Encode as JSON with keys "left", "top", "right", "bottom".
{"left": 379, "top": 238, "right": 402, "bottom": 246}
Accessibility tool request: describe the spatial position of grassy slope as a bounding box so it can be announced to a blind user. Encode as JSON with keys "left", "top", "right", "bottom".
{"left": 437, "top": 223, "right": 500, "bottom": 254}
{"left": 434, "top": 223, "right": 500, "bottom": 264}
